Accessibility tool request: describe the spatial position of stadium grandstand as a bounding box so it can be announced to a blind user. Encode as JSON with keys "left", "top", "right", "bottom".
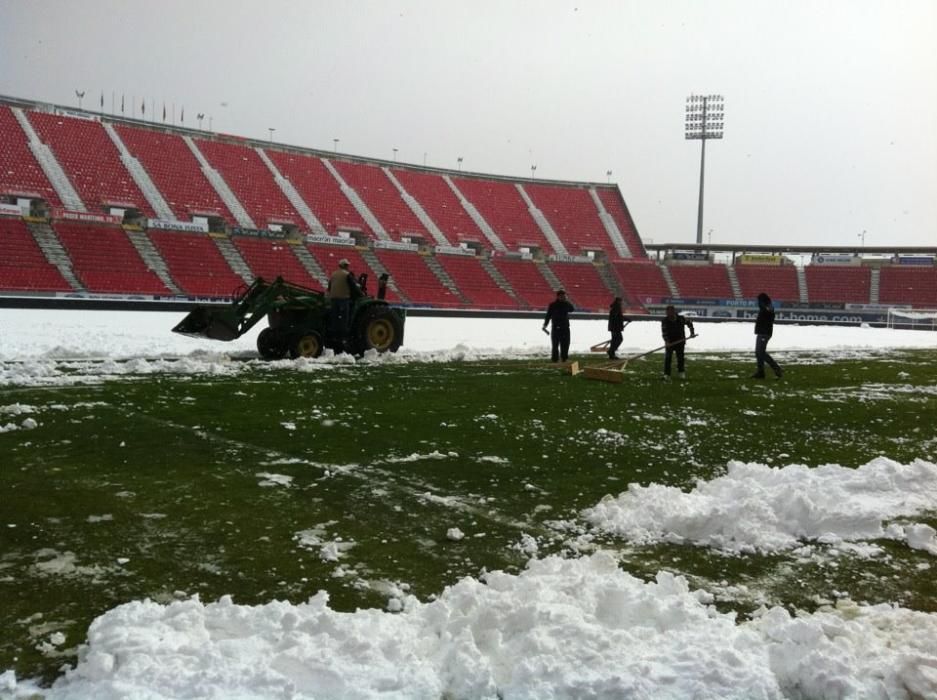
{"left": 1, "top": 94, "right": 935, "bottom": 325}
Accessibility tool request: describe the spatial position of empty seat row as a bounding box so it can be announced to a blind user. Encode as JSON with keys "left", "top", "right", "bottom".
{"left": 0, "top": 107, "right": 62, "bottom": 206}
{"left": 435, "top": 255, "right": 517, "bottom": 309}
{"left": 5, "top": 217, "right": 937, "bottom": 311}
{"left": 4, "top": 108, "right": 643, "bottom": 262}
{"left": 27, "top": 112, "right": 155, "bottom": 216}
{"left": 116, "top": 124, "right": 233, "bottom": 222}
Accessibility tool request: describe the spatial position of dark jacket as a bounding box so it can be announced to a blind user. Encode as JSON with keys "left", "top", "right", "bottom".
{"left": 662, "top": 314, "right": 694, "bottom": 342}
{"left": 608, "top": 302, "right": 625, "bottom": 332}
{"left": 544, "top": 300, "right": 575, "bottom": 329}
{"left": 755, "top": 294, "right": 775, "bottom": 336}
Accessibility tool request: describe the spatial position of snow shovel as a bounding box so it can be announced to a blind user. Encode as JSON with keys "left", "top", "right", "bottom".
{"left": 590, "top": 320, "right": 632, "bottom": 354}
{"left": 583, "top": 335, "right": 698, "bottom": 383}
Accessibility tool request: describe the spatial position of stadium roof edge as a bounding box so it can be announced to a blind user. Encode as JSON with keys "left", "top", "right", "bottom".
{"left": 646, "top": 243, "right": 937, "bottom": 255}
{"left": 0, "top": 93, "right": 614, "bottom": 189}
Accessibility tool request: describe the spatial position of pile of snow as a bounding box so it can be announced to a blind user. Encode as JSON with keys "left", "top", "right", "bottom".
{"left": 4, "top": 553, "right": 936, "bottom": 699}
{"left": 583, "top": 457, "right": 937, "bottom": 555}
{"left": 0, "top": 402, "right": 39, "bottom": 433}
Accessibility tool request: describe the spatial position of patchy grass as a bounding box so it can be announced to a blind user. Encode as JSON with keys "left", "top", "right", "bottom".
{"left": 3, "top": 349, "right": 937, "bottom": 683}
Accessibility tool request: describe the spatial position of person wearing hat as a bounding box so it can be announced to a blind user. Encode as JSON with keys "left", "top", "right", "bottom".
{"left": 327, "top": 258, "right": 359, "bottom": 345}
{"left": 542, "top": 289, "right": 575, "bottom": 363}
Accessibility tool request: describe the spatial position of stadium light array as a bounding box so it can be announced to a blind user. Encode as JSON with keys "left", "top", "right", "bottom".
{"left": 685, "top": 94, "right": 725, "bottom": 245}
{"left": 685, "top": 94, "right": 724, "bottom": 140}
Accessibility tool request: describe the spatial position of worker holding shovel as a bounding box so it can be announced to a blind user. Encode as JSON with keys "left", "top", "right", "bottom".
{"left": 661, "top": 305, "right": 696, "bottom": 380}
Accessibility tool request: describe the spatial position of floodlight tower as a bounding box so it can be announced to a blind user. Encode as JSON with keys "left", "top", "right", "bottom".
{"left": 685, "top": 94, "right": 724, "bottom": 245}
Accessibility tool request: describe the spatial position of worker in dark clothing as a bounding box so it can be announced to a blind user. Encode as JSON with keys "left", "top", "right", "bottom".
{"left": 607, "top": 297, "right": 629, "bottom": 359}
{"left": 543, "top": 289, "right": 575, "bottom": 363}
{"left": 753, "top": 292, "right": 783, "bottom": 379}
{"left": 661, "top": 305, "right": 696, "bottom": 380}
{"left": 377, "top": 273, "right": 389, "bottom": 300}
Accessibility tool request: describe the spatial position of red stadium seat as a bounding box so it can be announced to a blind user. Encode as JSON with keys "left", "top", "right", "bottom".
{"left": 435, "top": 254, "right": 517, "bottom": 309}
{"left": 116, "top": 124, "right": 233, "bottom": 223}
{"left": 878, "top": 266, "right": 937, "bottom": 307}
{"left": 372, "top": 248, "right": 462, "bottom": 307}
{"left": 0, "top": 107, "right": 62, "bottom": 206}
{"left": 547, "top": 261, "right": 617, "bottom": 312}
{"left": 28, "top": 111, "right": 152, "bottom": 215}
{"left": 148, "top": 230, "right": 245, "bottom": 298}
{"left": 668, "top": 264, "right": 733, "bottom": 300}
{"left": 54, "top": 221, "right": 169, "bottom": 294}
{"left": 734, "top": 265, "right": 800, "bottom": 302}
{"left": 611, "top": 260, "right": 670, "bottom": 305}
{"left": 525, "top": 184, "right": 614, "bottom": 258}
{"left": 232, "top": 236, "right": 323, "bottom": 291}
{"left": 454, "top": 177, "right": 554, "bottom": 254}
{"left": 194, "top": 138, "right": 299, "bottom": 228}
{"left": 391, "top": 169, "right": 480, "bottom": 247}
{"left": 805, "top": 266, "right": 871, "bottom": 305}
{"left": 0, "top": 218, "right": 71, "bottom": 291}
{"left": 331, "top": 161, "right": 427, "bottom": 243}
{"left": 491, "top": 257, "right": 556, "bottom": 309}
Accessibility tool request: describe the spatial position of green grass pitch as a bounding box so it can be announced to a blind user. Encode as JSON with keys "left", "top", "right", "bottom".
{"left": 3, "top": 349, "right": 936, "bottom": 682}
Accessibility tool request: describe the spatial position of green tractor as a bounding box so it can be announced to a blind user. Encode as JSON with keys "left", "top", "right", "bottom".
{"left": 172, "top": 276, "right": 405, "bottom": 360}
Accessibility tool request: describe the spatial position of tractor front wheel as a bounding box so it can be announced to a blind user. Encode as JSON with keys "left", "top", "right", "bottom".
{"left": 353, "top": 306, "right": 403, "bottom": 354}
{"left": 257, "top": 327, "right": 289, "bottom": 360}
{"left": 290, "top": 331, "right": 324, "bottom": 359}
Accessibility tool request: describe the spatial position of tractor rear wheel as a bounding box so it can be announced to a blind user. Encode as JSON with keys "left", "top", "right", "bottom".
{"left": 257, "top": 327, "right": 289, "bottom": 360}
{"left": 290, "top": 331, "right": 324, "bottom": 359}
{"left": 353, "top": 306, "right": 403, "bottom": 354}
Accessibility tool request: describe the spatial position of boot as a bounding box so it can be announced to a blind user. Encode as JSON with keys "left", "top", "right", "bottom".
{"left": 751, "top": 371, "right": 766, "bottom": 379}
{"left": 774, "top": 367, "right": 784, "bottom": 379}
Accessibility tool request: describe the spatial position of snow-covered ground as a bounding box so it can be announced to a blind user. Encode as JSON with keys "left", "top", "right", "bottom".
{"left": 2, "top": 309, "right": 937, "bottom": 699}
{"left": 3, "top": 307, "right": 937, "bottom": 361}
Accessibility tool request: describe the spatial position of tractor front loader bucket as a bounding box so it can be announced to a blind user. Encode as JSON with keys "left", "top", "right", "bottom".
{"left": 172, "top": 306, "right": 241, "bottom": 341}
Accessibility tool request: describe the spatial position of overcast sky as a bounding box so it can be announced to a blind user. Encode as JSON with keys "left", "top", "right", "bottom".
{"left": 2, "top": 0, "right": 935, "bottom": 248}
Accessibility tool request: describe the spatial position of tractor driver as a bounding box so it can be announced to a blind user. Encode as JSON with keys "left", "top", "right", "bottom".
{"left": 327, "top": 258, "right": 359, "bottom": 345}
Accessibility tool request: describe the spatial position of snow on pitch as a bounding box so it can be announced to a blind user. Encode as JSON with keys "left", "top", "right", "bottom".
{"left": 5, "top": 553, "right": 937, "bottom": 700}
{"left": 583, "top": 457, "right": 937, "bottom": 556}
{"left": 2, "top": 309, "right": 937, "bottom": 698}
